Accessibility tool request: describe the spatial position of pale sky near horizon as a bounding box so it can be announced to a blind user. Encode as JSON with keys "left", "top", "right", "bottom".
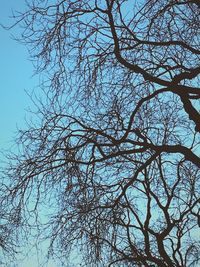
{"left": 0, "top": 1, "right": 58, "bottom": 267}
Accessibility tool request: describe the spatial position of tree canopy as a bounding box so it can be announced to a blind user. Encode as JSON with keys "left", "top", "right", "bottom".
{"left": 1, "top": 0, "right": 200, "bottom": 266}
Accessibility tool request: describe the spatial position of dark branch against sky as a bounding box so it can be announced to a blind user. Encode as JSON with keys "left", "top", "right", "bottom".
{"left": 0, "top": 1, "right": 200, "bottom": 266}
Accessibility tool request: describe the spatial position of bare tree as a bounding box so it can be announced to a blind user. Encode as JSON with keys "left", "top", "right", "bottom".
{"left": 1, "top": 0, "right": 200, "bottom": 266}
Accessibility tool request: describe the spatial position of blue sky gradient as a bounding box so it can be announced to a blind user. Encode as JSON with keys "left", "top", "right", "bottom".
{"left": 0, "top": 1, "right": 58, "bottom": 266}
{"left": 0, "top": 1, "right": 34, "bottom": 150}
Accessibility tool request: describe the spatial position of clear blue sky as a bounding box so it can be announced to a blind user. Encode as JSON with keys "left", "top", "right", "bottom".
{"left": 0, "top": 1, "right": 58, "bottom": 267}
{"left": 0, "top": 0, "right": 34, "bottom": 150}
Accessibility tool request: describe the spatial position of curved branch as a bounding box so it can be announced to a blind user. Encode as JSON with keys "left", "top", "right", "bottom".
{"left": 151, "top": 144, "right": 200, "bottom": 168}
